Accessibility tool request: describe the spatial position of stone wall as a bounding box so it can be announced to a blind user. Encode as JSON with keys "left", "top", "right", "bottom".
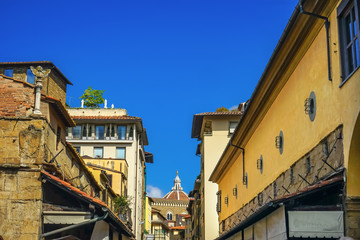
{"left": 0, "top": 169, "right": 42, "bottom": 240}
{"left": 43, "top": 71, "right": 67, "bottom": 105}
{"left": 220, "top": 125, "right": 344, "bottom": 234}
{"left": 345, "top": 197, "right": 360, "bottom": 238}
{"left": 0, "top": 118, "right": 45, "bottom": 240}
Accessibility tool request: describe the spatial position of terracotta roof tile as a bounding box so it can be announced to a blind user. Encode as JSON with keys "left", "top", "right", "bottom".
{"left": 71, "top": 115, "right": 141, "bottom": 120}
{"left": 41, "top": 170, "right": 134, "bottom": 237}
{"left": 163, "top": 191, "right": 189, "bottom": 201}
{"left": 194, "top": 111, "right": 242, "bottom": 116}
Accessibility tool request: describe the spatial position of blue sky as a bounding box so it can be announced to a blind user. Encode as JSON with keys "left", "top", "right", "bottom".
{"left": 2, "top": 0, "right": 298, "bottom": 197}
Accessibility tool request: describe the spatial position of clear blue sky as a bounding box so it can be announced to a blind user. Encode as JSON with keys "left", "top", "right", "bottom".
{"left": 2, "top": 0, "right": 298, "bottom": 197}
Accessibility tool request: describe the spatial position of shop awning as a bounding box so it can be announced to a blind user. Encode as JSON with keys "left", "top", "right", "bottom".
{"left": 288, "top": 211, "right": 344, "bottom": 238}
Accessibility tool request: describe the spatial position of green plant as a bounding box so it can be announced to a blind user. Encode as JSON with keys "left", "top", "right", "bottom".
{"left": 114, "top": 195, "right": 133, "bottom": 216}
{"left": 216, "top": 106, "right": 229, "bottom": 112}
{"left": 79, "top": 86, "right": 105, "bottom": 108}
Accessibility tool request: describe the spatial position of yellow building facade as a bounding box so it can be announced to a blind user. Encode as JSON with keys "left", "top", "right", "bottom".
{"left": 210, "top": 1, "right": 360, "bottom": 239}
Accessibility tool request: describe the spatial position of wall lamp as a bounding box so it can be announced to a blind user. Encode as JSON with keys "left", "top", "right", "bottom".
{"left": 243, "top": 173, "right": 248, "bottom": 188}
{"left": 233, "top": 185, "right": 238, "bottom": 199}
{"left": 304, "top": 91, "right": 316, "bottom": 121}
{"left": 275, "top": 131, "right": 284, "bottom": 154}
{"left": 257, "top": 155, "right": 263, "bottom": 174}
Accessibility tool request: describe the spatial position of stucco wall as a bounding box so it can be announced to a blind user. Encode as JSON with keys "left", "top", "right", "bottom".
{"left": 217, "top": 1, "right": 360, "bottom": 224}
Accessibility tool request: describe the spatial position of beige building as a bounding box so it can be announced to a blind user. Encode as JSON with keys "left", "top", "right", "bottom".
{"left": 66, "top": 107, "right": 152, "bottom": 239}
{"left": 151, "top": 208, "right": 171, "bottom": 240}
{"left": 0, "top": 62, "right": 134, "bottom": 239}
{"left": 191, "top": 110, "right": 242, "bottom": 239}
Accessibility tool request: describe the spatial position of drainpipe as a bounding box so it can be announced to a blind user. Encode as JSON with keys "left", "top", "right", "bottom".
{"left": 230, "top": 141, "right": 245, "bottom": 185}
{"left": 299, "top": 1, "right": 332, "bottom": 81}
{"left": 40, "top": 211, "right": 108, "bottom": 239}
{"left": 134, "top": 124, "right": 139, "bottom": 238}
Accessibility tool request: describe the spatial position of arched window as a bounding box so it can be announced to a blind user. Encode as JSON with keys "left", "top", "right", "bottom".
{"left": 166, "top": 212, "right": 173, "bottom": 220}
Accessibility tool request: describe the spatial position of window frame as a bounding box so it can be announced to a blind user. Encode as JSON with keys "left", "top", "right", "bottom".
{"left": 228, "top": 121, "right": 238, "bottom": 134}
{"left": 26, "top": 68, "right": 36, "bottom": 84}
{"left": 4, "top": 69, "right": 13, "bottom": 77}
{"left": 338, "top": 0, "right": 360, "bottom": 83}
{"left": 95, "top": 125, "right": 105, "bottom": 140}
{"left": 117, "top": 125, "right": 127, "bottom": 140}
{"left": 116, "top": 147, "right": 126, "bottom": 159}
{"left": 72, "top": 125, "right": 82, "bottom": 139}
{"left": 94, "top": 147, "right": 103, "bottom": 158}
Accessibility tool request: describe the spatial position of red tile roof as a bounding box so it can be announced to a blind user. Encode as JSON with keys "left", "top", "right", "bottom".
{"left": 41, "top": 170, "right": 134, "bottom": 237}
{"left": 163, "top": 190, "right": 189, "bottom": 201}
{"left": 194, "top": 111, "right": 242, "bottom": 116}
{"left": 71, "top": 115, "right": 141, "bottom": 120}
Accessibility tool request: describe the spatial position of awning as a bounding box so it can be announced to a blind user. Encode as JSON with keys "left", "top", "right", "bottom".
{"left": 288, "top": 211, "right": 344, "bottom": 238}
{"left": 43, "top": 211, "right": 92, "bottom": 225}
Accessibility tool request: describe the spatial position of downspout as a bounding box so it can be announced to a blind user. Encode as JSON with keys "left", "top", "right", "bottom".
{"left": 134, "top": 124, "right": 139, "bottom": 237}
{"left": 40, "top": 211, "right": 108, "bottom": 239}
{"left": 230, "top": 141, "right": 245, "bottom": 185}
{"left": 299, "top": 0, "right": 332, "bottom": 81}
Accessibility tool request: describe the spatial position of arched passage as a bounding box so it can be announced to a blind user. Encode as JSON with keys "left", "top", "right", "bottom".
{"left": 347, "top": 110, "right": 360, "bottom": 196}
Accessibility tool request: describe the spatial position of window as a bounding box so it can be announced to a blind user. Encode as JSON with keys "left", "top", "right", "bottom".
{"left": 94, "top": 147, "right": 103, "bottom": 158}
{"left": 167, "top": 212, "right": 173, "bottom": 220}
{"left": 95, "top": 126, "right": 105, "bottom": 140}
{"left": 229, "top": 121, "right": 238, "bottom": 134}
{"left": 26, "top": 68, "right": 35, "bottom": 84}
{"left": 116, "top": 147, "right": 126, "bottom": 159}
{"left": 83, "top": 126, "right": 87, "bottom": 138}
{"left": 111, "top": 125, "right": 115, "bottom": 138}
{"left": 72, "top": 126, "right": 81, "bottom": 139}
{"left": 216, "top": 191, "right": 222, "bottom": 213}
{"left": 117, "top": 126, "right": 126, "bottom": 140}
{"left": 339, "top": 0, "right": 360, "bottom": 80}
{"left": 4, "top": 69, "right": 13, "bottom": 77}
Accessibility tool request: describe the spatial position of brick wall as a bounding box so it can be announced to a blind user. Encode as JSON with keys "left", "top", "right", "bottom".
{"left": 0, "top": 76, "right": 34, "bottom": 117}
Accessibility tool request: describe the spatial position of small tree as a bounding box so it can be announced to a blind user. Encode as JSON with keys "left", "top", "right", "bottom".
{"left": 216, "top": 106, "right": 229, "bottom": 112}
{"left": 114, "top": 195, "right": 133, "bottom": 218}
{"left": 79, "top": 86, "right": 105, "bottom": 108}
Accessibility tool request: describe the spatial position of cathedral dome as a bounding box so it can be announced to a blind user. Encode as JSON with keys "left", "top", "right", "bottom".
{"left": 163, "top": 171, "right": 189, "bottom": 201}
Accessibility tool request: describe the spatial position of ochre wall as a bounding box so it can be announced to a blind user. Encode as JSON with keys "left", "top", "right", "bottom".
{"left": 217, "top": 3, "right": 360, "bottom": 222}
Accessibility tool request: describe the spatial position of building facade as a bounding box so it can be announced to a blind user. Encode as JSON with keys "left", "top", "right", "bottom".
{"left": 210, "top": 1, "right": 360, "bottom": 239}
{"left": 191, "top": 110, "right": 242, "bottom": 240}
{"left": 0, "top": 62, "right": 134, "bottom": 239}
{"left": 150, "top": 173, "right": 190, "bottom": 239}
{"left": 66, "top": 107, "right": 152, "bottom": 238}
{"left": 188, "top": 175, "right": 201, "bottom": 240}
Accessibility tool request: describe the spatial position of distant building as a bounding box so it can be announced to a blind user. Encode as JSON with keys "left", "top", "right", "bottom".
{"left": 151, "top": 208, "right": 171, "bottom": 240}
{"left": 67, "top": 106, "right": 153, "bottom": 238}
{"left": 151, "top": 172, "right": 190, "bottom": 239}
{"left": 191, "top": 110, "right": 242, "bottom": 239}
{"left": 188, "top": 175, "right": 201, "bottom": 240}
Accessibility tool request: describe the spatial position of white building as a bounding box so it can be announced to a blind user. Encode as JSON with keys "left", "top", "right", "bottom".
{"left": 67, "top": 107, "right": 153, "bottom": 239}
